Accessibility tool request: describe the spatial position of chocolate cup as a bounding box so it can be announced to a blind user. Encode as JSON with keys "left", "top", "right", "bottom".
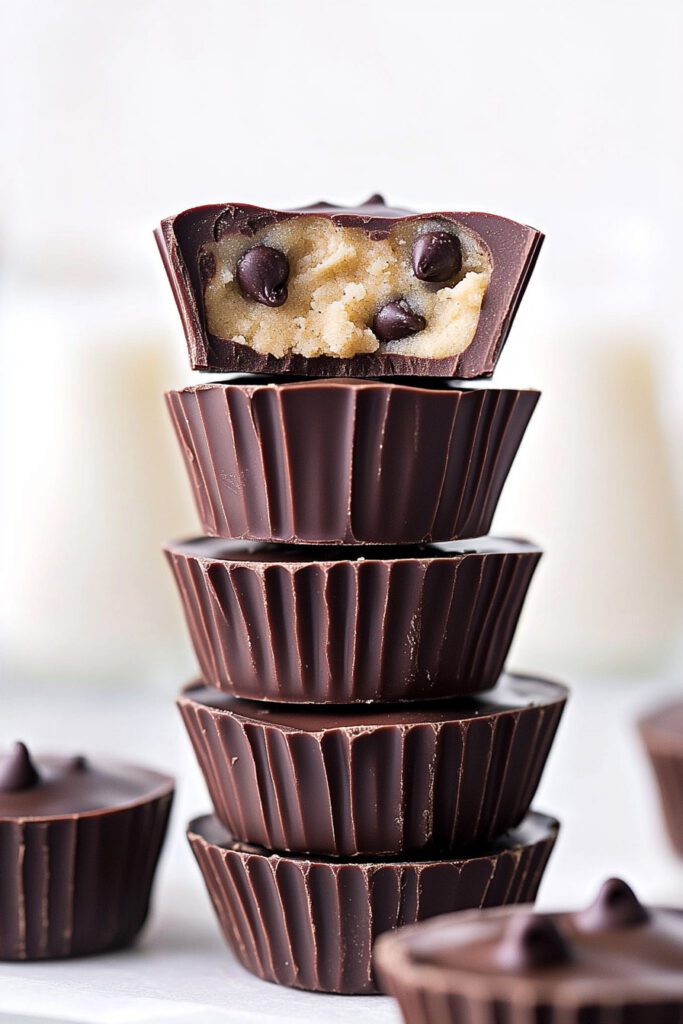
{"left": 0, "top": 771, "right": 173, "bottom": 960}
{"left": 155, "top": 199, "right": 543, "bottom": 378}
{"left": 178, "top": 675, "right": 566, "bottom": 857}
{"left": 375, "top": 898, "right": 683, "bottom": 1024}
{"left": 166, "top": 378, "right": 539, "bottom": 545}
{"left": 640, "top": 702, "right": 683, "bottom": 857}
{"left": 187, "top": 811, "right": 559, "bottom": 995}
{"left": 164, "top": 536, "right": 541, "bottom": 703}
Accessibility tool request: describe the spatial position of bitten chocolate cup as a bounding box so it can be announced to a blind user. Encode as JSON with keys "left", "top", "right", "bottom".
{"left": 0, "top": 743, "right": 173, "bottom": 960}
{"left": 166, "top": 378, "right": 539, "bottom": 545}
{"left": 178, "top": 675, "right": 566, "bottom": 857}
{"left": 188, "top": 811, "right": 559, "bottom": 995}
{"left": 640, "top": 702, "right": 683, "bottom": 857}
{"left": 164, "top": 536, "right": 541, "bottom": 703}
{"left": 155, "top": 196, "right": 543, "bottom": 379}
{"left": 375, "top": 878, "right": 683, "bottom": 1024}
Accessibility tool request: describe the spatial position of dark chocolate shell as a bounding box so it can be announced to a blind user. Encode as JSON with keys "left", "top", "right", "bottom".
{"left": 178, "top": 675, "right": 566, "bottom": 857}
{"left": 187, "top": 811, "right": 559, "bottom": 995}
{"left": 166, "top": 378, "right": 539, "bottom": 545}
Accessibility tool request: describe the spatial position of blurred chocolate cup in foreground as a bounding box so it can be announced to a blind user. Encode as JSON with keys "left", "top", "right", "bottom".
{"left": 0, "top": 742, "right": 173, "bottom": 960}
{"left": 375, "top": 877, "right": 683, "bottom": 1024}
{"left": 166, "top": 378, "right": 539, "bottom": 545}
{"left": 187, "top": 811, "right": 559, "bottom": 995}
{"left": 164, "top": 536, "right": 541, "bottom": 703}
{"left": 640, "top": 701, "right": 683, "bottom": 856}
{"left": 178, "top": 674, "right": 566, "bottom": 857}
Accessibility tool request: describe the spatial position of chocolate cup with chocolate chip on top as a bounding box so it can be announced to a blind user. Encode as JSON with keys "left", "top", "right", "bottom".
{"left": 0, "top": 743, "right": 173, "bottom": 960}
{"left": 187, "top": 811, "right": 560, "bottom": 995}
{"left": 166, "top": 377, "right": 539, "bottom": 545}
{"left": 164, "top": 536, "right": 542, "bottom": 703}
{"left": 178, "top": 674, "right": 566, "bottom": 857}
{"left": 156, "top": 195, "right": 543, "bottom": 378}
{"left": 375, "top": 878, "right": 683, "bottom": 1024}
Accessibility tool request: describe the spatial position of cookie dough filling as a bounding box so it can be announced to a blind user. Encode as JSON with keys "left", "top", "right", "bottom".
{"left": 201, "top": 216, "right": 491, "bottom": 360}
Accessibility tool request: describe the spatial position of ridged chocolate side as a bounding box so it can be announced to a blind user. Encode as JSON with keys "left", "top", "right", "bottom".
{"left": 188, "top": 811, "right": 559, "bottom": 995}
{"left": 0, "top": 791, "right": 172, "bottom": 960}
{"left": 166, "top": 379, "right": 539, "bottom": 545}
{"left": 165, "top": 538, "right": 541, "bottom": 702}
{"left": 178, "top": 677, "right": 566, "bottom": 857}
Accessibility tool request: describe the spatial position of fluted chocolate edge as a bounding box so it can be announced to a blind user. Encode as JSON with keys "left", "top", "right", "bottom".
{"left": 178, "top": 676, "right": 566, "bottom": 856}
{"left": 188, "top": 811, "right": 559, "bottom": 995}
{"left": 166, "top": 380, "right": 539, "bottom": 544}
{"left": 0, "top": 789, "right": 173, "bottom": 960}
{"left": 164, "top": 538, "right": 542, "bottom": 702}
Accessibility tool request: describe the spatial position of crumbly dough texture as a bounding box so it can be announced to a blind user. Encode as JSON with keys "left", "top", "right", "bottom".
{"left": 202, "top": 217, "right": 491, "bottom": 360}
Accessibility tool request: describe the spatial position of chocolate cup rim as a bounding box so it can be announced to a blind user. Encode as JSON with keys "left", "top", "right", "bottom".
{"left": 0, "top": 762, "right": 174, "bottom": 824}
{"left": 187, "top": 810, "right": 560, "bottom": 869}
{"left": 163, "top": 535, "right": 543, "bottom": 568}
{"left": 167, "top": 379, "right": 542, "bottom": 400}
{"left": 178, "top": 673, "right": 569, "bottom": 733}
{"left": 374, "top": 903, "right": 683, "bottom": 1007}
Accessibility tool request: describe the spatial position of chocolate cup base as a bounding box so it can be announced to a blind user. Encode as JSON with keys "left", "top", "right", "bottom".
{"left": 165, "top": 536, "right": 542, "bottom": 702}
{"left": 179, "top": 675, "right": 567, "bottom": 857}
{"left": 188, "top": 811, "right": 559, "bottom": 995}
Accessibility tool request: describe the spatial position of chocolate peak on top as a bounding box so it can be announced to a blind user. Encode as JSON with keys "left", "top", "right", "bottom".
{"left": 497, "top": 913, "right": 573, "bottom": 971}
{"left": 579, "top": 877, "right": 650, "bottom": 931}
{"left": 0, "top": 742, "right": 40, "bottom": 792}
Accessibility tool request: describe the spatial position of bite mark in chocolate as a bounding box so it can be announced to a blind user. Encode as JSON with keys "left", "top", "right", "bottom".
{"left": 156, "top": 198, "right": 543, "bottom": 376}
{"left": 0, "top": 742, "right": 39, "bottom": 792}
{"left": 412, "top": 230, "right": 463, "bottom": 282}
{"left": 373, "top": 299, "right": 426, "bottom": 342}
{"left": 235, "top": 245, "right": 289, "bottom": 307}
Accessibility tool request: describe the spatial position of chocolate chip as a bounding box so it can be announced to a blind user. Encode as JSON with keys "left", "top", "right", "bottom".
{"left": 372, "top": 300, "right": 426, "bottom": 343}
{"left": 198, "top": 250, "right": 216, "bottom": 285}
{"left": 412, "top": 231, "right": 463, "bottom": 283}
{"left": 497, "top": 913, "right": 573, "bottom": 971}
{"left": 579, "top": 878, "right": 649, "bottom": 931}
{"left": 0, "top": 742, "right": 39, "bottom": 792}
{"left": 236, "top": 246, "right": 289, "bottom": 307}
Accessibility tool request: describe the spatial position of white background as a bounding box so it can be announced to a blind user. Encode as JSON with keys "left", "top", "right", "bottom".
{"left": 1, "top": 2, "right": 683, "bottom": 1021}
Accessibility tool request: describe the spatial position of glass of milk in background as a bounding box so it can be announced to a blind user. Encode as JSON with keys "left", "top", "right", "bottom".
{"left": 495, "top": 216, "right": 683, "bottom": 677}
{"left": 0, "top": 256, "right": 197, "bottom": 689}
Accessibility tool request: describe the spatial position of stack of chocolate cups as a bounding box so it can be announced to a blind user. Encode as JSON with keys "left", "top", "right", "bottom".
{"left": 157, "top": 197, "right": 567, "bottom": 995}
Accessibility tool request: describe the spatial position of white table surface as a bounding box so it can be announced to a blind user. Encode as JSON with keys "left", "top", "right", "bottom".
{"left": 0, "top": 669, "right": 681, "bottom": 1024}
